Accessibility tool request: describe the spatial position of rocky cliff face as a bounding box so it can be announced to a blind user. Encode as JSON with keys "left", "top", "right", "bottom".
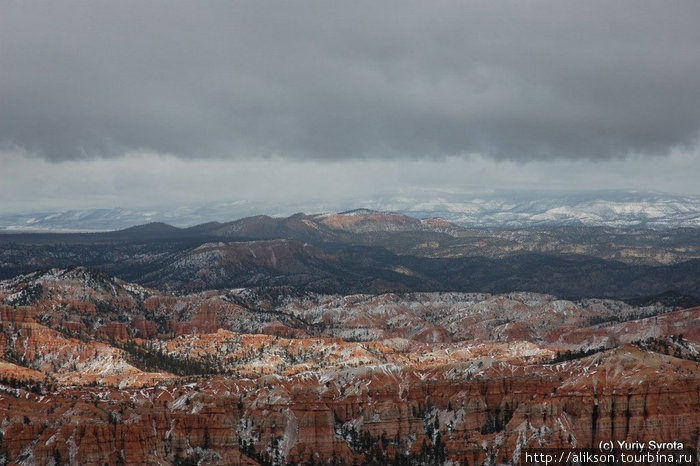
{"left": 5, "top": 268, "right": 687, "bottom": 346}
{"left": 1, "top": 347, "right": 697, "bottom": 465}
{"left": 0, "top": 270, "right": 698, "bottom": 465}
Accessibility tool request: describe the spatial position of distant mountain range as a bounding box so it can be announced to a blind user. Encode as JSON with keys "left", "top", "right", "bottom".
{"left": 391, "top": 190, "right": 700, "bottom": 229}
{"left": 1, "top": 208, "right": 698, "bottom": 299}
{"left": 1, "top": 190, "right": 698, "bottom": 232}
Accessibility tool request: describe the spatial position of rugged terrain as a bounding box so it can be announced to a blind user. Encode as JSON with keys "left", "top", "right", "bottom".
{"left": 1, "top": 210, "right": 698, "bottom": 299}
{"left": 0, "top": 211, "right": 697, "bottom": 464}
{"left": 0, "top": 267, "right": 698, "bottom": 465}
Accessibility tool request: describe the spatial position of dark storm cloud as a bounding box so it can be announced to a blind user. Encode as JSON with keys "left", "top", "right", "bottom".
{"left": 2, "top": 1, "right": 700, "bottom": 162}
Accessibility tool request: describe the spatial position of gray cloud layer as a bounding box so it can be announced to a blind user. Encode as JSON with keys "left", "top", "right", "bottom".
{"left": 2, "top": 1, "right": 700, "bottom": 162}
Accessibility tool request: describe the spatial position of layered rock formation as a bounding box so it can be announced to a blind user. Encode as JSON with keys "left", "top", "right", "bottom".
{"left": 1, "top": 347, "right": 698, "bottom": 465}
{"left": 0, "top": 270, "right": 698, "bottom": 465}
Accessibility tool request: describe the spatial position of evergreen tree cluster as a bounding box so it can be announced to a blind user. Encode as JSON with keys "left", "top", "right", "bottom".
{"left": 0, "top": 374, "right": 54, "bottom": 396}
{"left": 550, "top": 346, "right": 605, "bottom": 363}
{"left": 117, "top": 340, "right": 223, "bottom": 376}
{"left": 634, "top": 336, "right": 699, "bottom": 361}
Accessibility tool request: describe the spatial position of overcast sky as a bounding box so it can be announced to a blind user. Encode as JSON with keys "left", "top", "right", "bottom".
{"left": 1, "top": 1, "right": 699, "bottom": 214}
